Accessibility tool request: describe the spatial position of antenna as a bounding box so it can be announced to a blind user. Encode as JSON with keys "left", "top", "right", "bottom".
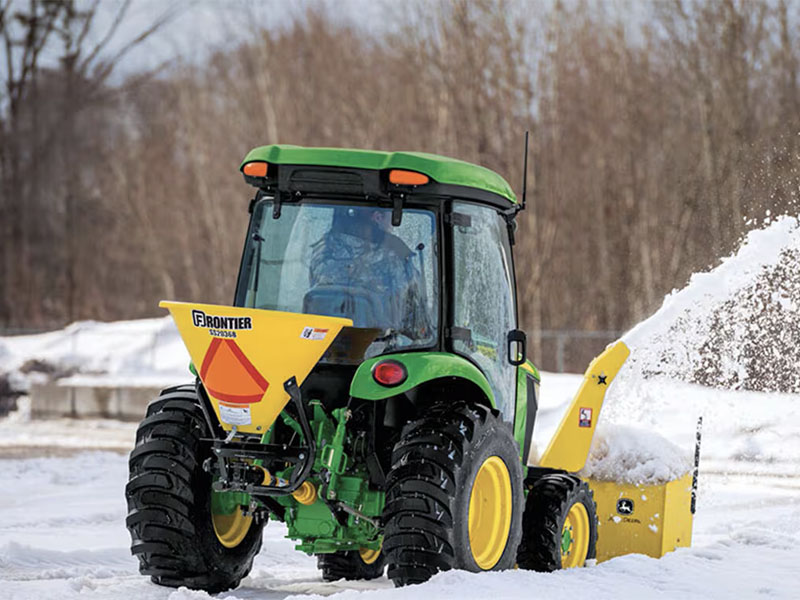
{"left": 521, "top": 130, "right": 529, "bottom": 211}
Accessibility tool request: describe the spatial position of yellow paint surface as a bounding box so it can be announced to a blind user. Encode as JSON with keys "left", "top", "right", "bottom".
{"left": 588, "top": 473, "right": 694, "bottom": 562}
{"left": 538, "top": 341, "right": 630, "bottom": 472}
{"left": 161, "top": 301, "right": 351, "bottom": 433}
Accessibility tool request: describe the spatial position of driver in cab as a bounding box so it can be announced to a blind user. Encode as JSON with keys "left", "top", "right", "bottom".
{"left": 307, "top": 206, "right": 429, "bottom": 344}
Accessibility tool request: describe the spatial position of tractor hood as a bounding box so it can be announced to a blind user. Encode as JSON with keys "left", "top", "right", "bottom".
{"left": 161, "top": 301, "right": 352, "bottom": 434}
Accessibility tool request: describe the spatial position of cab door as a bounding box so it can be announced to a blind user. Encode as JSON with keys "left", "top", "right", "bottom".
{"left": 449, "top": 202, "right": 517, "bottom": 420}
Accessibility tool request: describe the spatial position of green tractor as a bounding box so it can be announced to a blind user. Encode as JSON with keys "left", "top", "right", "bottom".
{"left": 125, "top": 145, "right": 628, "bottom": 592}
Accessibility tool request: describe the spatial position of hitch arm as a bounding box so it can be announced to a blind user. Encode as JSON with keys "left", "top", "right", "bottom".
{"left": 211, "top": 376, "right": 317, "bottom": 497}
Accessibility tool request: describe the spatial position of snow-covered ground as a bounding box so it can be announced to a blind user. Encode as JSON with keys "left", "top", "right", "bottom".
{"left": 2, "top": 217, "right": 800, "bottom": 598}
{"left": 1, "top": 389, "right": 798, "bottom": 600}
{"left": 1, "top": 371, "right": 798, "bottom": 599}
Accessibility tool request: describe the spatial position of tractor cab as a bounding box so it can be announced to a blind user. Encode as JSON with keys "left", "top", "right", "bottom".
{"left": 234, "top": 145, "right": 526, "bottom": 421}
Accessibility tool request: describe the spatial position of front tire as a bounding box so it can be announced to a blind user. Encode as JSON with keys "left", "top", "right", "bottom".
{"left": 125, "top": 384, "right": 264, "bottom": 593}
{"left": 517, "top": 473, "right": 597, "bottom": 571}
{"left": 317, "top": 548, "right": 385, "bottom": 581}
{"left": 382, "top": 402, "right": 524, "bottom": 586}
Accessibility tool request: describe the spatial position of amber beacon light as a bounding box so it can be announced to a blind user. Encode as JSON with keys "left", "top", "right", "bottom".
{"left": 389, "top": 169, "right": 429, "bottom": 185}
{"left": 242, "top": 161, "right": 268, "bottom": 177}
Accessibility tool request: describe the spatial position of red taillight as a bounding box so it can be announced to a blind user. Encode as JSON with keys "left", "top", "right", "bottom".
{"left": 372, "top": 360, "right": 407, "bottom": 386}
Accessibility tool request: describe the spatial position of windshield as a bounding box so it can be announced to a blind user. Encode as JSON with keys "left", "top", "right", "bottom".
{"left": 236, "top": 200, "right": 439, "bottom": 357}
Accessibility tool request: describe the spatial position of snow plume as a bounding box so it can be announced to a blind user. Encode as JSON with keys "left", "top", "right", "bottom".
{"left": 620, "top": 215, "right": 800, "bottom": 393}
{"left": 596, "top": 216, "right": 800, "bottom": 480}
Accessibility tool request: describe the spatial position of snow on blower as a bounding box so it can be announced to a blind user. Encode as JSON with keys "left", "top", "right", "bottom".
{"left": 125, "top": 144, "right": 695, "bottom": 593}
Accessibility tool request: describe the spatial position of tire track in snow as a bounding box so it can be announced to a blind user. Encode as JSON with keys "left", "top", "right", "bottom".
{"left": 0, "top": 541, "right": 136, "bottom": 581}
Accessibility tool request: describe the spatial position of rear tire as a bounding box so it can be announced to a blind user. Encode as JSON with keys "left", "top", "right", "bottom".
{"left": 382, "top": 402, "right": 523, "bottom": 586}
{"left": 125, "top": 384, "right": 264, "bottom": 593}
{"left": 317, "top": 549, "right": 385, "bottom": 581}
{"left": 517, "top": 473, "right": 597, "bottom": 571}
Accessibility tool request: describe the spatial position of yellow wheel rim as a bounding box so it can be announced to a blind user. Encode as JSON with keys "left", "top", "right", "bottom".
{"left": 468, "top": 455, "right": 513, "bottom": 570}
{"left": 560, "top": 502, "right": 590, "bottom": 568}
{"left": 212, "top": 506, "right": 253, "bottom": 549}
{"left": 359, "top": 547, "right": 381, "bottom": 565}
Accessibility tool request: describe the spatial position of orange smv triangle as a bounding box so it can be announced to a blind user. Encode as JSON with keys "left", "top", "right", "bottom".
{"left": 199, "top": 338, "right": 269, "bottom": 404}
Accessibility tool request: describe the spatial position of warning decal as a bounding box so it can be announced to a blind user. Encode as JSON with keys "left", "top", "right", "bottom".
{"left": 199, "top": 337, "right": 269, "bottom": 404}
{"left": 300, "top": 326, "right": 329, "bottom": 341}
{"left": 219, "top": 403, "right": 252, "bottom": 426}
{"left": 579, "top": 407, "right": 593, "bottom": 428}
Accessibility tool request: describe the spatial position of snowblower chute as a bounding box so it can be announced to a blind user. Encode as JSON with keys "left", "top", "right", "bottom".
{"left": 538, "top": 341, "right": 631, "bottom": 471}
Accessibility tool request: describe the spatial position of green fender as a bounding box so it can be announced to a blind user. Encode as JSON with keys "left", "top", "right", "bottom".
{"left": 349, "top": 352, "right": 495, "bottom": 407}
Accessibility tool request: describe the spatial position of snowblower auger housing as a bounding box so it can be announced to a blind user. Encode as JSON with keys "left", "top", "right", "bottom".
{"left": 125, "top": 144, "right": 672, "bottom": 595}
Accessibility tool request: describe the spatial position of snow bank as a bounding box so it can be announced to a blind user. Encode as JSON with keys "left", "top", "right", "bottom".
{"left": 0, "top": 317, "right": 190, "bottom": 391}
{"left": 623, "top": 216, "right": 800, "bottom": 347}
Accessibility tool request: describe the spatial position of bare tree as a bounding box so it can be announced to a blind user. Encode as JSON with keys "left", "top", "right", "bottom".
{"left": 2, "top": 1, "right": 799, "bottom": 372}
{"left": 0, "top": 0, "right": 177, "bottom": 326}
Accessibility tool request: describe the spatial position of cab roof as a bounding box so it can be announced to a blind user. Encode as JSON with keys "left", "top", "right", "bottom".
{"left": 240, "top": 145, "right": 517, "bottom": 205}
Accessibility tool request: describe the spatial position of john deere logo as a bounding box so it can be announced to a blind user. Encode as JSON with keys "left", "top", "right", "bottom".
{"left": 616, "top": 498, "right": 634, "bottom": 515}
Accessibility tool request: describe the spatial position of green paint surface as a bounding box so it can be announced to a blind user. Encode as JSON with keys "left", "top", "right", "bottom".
{"left": 514, "top": 368, "right": 529, "bottom": 459}
{"left": 562, "top": 527, "right": 572, "bottom": 554}
{"left": 211, "top": 489, "right": 249, "bottom": 515}
{"left": 240, "top": 144, "right": 516, "bottom": 204}
{"left": 514, "top": 360, "right": 541, "bottom": 461}
{"left": 349, "top": 351, "right": 495, "bottom": 407}
{"left": 275, "top": 402, "right": 384, "bottom": 555}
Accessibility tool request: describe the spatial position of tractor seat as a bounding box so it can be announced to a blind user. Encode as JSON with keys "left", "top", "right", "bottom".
{"left": 303, "top": 285, "right": 384, "bottom": 329}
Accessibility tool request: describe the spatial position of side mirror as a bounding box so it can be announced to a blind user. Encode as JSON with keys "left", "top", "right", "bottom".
{"left": 508, "top": 329, "right": 526, "bottom": 366}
